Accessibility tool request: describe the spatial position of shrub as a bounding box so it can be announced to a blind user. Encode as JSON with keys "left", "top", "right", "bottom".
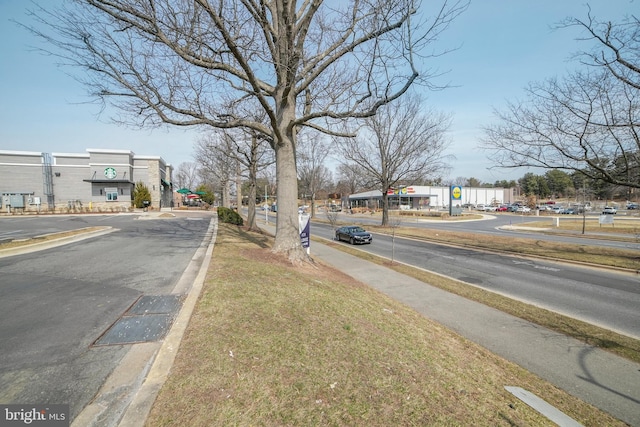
{"left": 133, "top": 181, "right": 152, "bottom": 208}
{"left": 217, "top": 206, "right": 244, "bottom": 225}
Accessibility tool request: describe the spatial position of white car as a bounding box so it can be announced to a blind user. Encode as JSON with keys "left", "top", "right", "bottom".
{"left": 602, "top": 206, "right": 617, "bottom": 214}
{"left": 516, "top": 206, "right": 531, "bottom": 213}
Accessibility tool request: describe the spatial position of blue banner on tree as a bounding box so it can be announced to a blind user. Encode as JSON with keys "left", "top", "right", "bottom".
{"left": 299, "top": 213, "right": 310, "bottom": 248}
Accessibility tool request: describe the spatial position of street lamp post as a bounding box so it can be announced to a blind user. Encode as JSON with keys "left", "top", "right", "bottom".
{"left": 265, "top": 185, "right": 268, "bottom": 223}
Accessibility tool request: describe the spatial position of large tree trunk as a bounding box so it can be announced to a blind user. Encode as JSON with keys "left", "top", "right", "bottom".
{"left": 381, "top": 192, "right": 389, "bottom": 226}
{"left": 271, "top": 98, "right": 308, "bottom": 262}
{"left": 273, "top": 138, "right": 308, "bottom": 263}
{"left": 246, "top": 161, "right": 258, "bottom": 231}
{"left": 222, "top": 179, "right": 232, "bottom": 208}
{"left": 271, "top": 73, "right": 310, "bottom": 262}
{"left": 235, "top": 161, "right": 242, "bottom": 211}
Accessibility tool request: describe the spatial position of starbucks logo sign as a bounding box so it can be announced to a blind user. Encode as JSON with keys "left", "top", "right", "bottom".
{"left": 104, "top": 167, "right": 117, "bottom": 179}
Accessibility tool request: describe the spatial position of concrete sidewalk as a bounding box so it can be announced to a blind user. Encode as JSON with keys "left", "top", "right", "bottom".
{"left": 261, "top": 221, "right": 640, "bottom": 426}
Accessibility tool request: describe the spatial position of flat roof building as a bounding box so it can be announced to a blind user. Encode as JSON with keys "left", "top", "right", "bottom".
{"left": 0, "top": 149, "right": 173, "bottom": 213}
{"left": 349, "top": 185, "right": 516, "bottom": 210}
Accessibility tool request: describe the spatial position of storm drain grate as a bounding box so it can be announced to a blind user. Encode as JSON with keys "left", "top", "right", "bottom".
{"left": 93, "top": 295, "right": 183, "bottom": 346}
{"left": 128, "top": 294, "right": 182, "bottom": 315}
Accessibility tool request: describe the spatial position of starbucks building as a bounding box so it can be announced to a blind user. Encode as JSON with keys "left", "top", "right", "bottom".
{"left": 0, "top": 149, "right": 173, "bottom": 213}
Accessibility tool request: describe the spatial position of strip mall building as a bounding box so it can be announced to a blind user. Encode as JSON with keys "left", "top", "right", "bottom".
{"left": 0, "top": 149, "right": 173, "bottom": 213}
{"left": 349, "top": 185, "right": 516, "bottom": 210}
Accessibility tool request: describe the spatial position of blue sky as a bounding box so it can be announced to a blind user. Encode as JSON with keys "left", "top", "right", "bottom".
{"left": 0, "top": 1, "right": 636, "bottom": 184}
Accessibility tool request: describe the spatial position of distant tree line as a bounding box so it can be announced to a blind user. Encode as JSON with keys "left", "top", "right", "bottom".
{"left": 517, "top": 170, "right": 632, "bottom": 202}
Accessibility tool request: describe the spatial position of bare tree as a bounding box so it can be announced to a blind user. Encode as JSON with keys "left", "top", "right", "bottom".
{"left": 482, "top": 70, "right": 639, "bottom": 188}
{"left": 450, "top": 176, "right": 468, "bottom": 186}
{"left": 334, "top": 94, "right": 452, "bottom": 226}
{"left": 482, "top": 13, "right": 640, "bottom": 189}
{"left": 174, "top": 162, "right": 199, "bottom": 191}
{"left": 223, "top": 128, "right": 275, "bottom": 230}
{"left": 260, "top": 163, "right": 278, "bottom": 209}
{"left": 389, "top": 215, "right": 403, "bottom": 264}
{"left": 28, "top": 0, "right": 469, "bottom": 262}
{"left": 565, "top": 11, "right": 640, "bottom": 91}
{"left": 297, "top": 133, "right": 332, "bottom": 218}
{"left": 334, "top": 163, "right": 367, "bottom": 208}
{"left": 194, "top": 135, "right": 235, "bottom": 208}
{"left": 325, "top": 210, "right": 339, "bottom": 230}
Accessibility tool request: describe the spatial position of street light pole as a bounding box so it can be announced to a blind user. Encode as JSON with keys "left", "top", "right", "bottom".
{"left": 265, "top": 185, "right": 268, "bottom": 223}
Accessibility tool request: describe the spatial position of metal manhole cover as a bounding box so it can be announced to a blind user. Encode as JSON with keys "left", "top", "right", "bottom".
{"left": 128, "top": 295, "right": 182, "bottom": 315}
{"left": 93, "top": 295, "right": 183, "bottom": 346}
{"left": 94, "top": 314, "right": 174, "bottom": 346}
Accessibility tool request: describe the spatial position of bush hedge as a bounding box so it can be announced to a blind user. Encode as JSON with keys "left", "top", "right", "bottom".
{"left": 217, "top": 207, "right": 244, "bottom": 226}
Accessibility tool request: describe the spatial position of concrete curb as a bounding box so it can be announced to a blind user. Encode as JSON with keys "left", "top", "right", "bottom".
{"left": 115, "top": 216, "right": 218, "bottom": 426}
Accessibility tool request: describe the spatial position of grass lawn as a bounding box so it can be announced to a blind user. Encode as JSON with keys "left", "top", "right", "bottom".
{"left": 519, "top": 216, "right": 640, "bottom": 235}
{"left": 0, "top": 227, "right": 108, "bottom": 250}
{"left": 145, "top": 223, "right": 625, "bottom": 426}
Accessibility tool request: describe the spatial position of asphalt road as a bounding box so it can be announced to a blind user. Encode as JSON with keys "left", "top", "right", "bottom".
{"left": 311, "top": 219, "right": 640, "bottom": 340}
{"left": 0, "top": 211, "right": 214, "bottom": 422}
{"left": 335, "top": 211, "right": 640, "bottom": 251}
{"left": 1, "top": 210, "right": 638, "bottom": 424}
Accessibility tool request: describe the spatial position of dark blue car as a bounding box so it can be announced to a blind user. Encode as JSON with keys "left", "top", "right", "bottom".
{"left": 335, "top": 226, "right": 373, "bottom": 245}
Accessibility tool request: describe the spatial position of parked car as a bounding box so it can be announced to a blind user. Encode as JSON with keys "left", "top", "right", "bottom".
{"left": 516, "top": 206, "right": 531, "bottom": 213}
{"left": 550, "top": 206, "right": 565, "bottom": 214}
{"left": 485, "top": 205, "right": 498, "bottom": 212}
{"left": 507, "top": 205, "right": 519, "bottom": 212}
{"left": 562, "top": 208, "right": 577, "bottom": 215}
{"left": 496, "top": 205, "right": 508, "bottom": 212}
{"left": 475, "top": 204, "right": 486, "bottom": 211}
{"left": 627, "top": 203, "right": 639, "bottom": 210}
{"left": 602, "top": 206, "right": 617, "bottom": 214}
{"left": 335, "top": 226, "right": 373, "bottom": 245}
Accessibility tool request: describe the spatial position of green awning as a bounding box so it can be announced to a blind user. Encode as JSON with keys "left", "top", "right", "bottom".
{"left": 176, "top": 188, "right": 191, "bottom": 194}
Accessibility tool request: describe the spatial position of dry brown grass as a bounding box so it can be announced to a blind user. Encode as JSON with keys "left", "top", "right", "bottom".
{"left": 323, "top": 240, "right": 640, "bottom": 365}
{"left": 520, "top": 217, "right": 640, "bottom": 235}
{"left": 146, "top": 224, "right": 625, "bottom": 426}
{"left": 318, "top": 216, "right": 640, "bottom": 363}
{"left": 0, "top": 227, "right": 108, "bottom": 251}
